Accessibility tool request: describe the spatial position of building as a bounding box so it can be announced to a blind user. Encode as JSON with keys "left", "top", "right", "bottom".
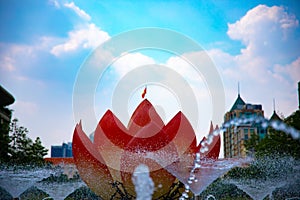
{"left": 0, "top": 85, "right": 15, "bottom": 161}
{"left": 0, "top": 85, "right": 14, "bottom": 126}
{"left": 298, "top": 81, "right": 300, "bottom": 110}
{"left": 223, "top": 93, "right": 267, "bottom": 158}
{"left": 51, "top": 142, "right": 73, "bottom": 157}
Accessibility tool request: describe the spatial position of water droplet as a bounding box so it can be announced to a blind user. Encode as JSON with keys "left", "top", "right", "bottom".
{"left": 196, "top": 153, "right": 200, "bottom": 161}
{"left": 185, "top": 184, "right": 190, "bottom": 190}
{"left": 195, "top": 163, "right": 201, "bottom": 169}
{"left": 200, "top": 148, "right": 206, "bottom": 153}
{"left": 182, "top": 192, "right": 189, "bottom": 198}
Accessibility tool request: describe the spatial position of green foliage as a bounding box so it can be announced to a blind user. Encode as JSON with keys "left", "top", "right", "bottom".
{"left": 28, "top": 137, "right": 48, "bottom": 164}
{"left": 4, "top": 118, "right": 48, "bottom": 166}
{"left": 226, "top": 155, "right": 295, "bottom": 180}
{"left": 198, "top": 178, "right": 252, "bottom": 199}
{"left": 245, "top": 110, "right": 300, "bottom": 159}
{"left": 0, "top": 107, "right": 12, "bottom": 163}
{"left": 40, "top": 172, "right": 81, "bottom": 183}
{"left": 0, "top": 119, "right": 10, "bottom": 163}
{"left": 285, "top": 110, "right": 300, "bottom": 130}
{"left": 244, "top": 132, "right": 259, "bottom": 156}
{"left": 10, "top": 119, "right": 32, "bottom": 162}
{"left": 224, "top": 156, "right": 299, "bottom": 199}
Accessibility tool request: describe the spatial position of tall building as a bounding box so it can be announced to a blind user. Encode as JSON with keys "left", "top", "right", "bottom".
{"left": 223, "top": 93, "right": 267, "bottom": 158}
{"left": 0, "top": 85, "right": 14, "bottom": 126}
{"left": 51, "top": 142, "right": 73, "bottom": 158}
{"left": 0, "top": 85, "right": 15, "bottom": 161}
{"left": 298, "top": 81, "right": 300, "bottom": 110}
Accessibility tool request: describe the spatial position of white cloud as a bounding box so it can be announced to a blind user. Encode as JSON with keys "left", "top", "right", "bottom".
{"left": 0, "top": 43, "right": 36, "bottom": 75}
{"left": 227, "top": 4, "right": 299, "bottom": 64}
{"left": 64, "top": 2, "right": 91, "bottom": 21}
{"left": 228, "top": 5, "right": 298, "bottom": 44}
{"left": 51, "top": 23, "right": 110, "bottom": 56}
{"left": 113, "top": 52, "right": 156, "bottom": 76}
{"left": 0, "top": 36, "right": 58, "bottom": 75}
{"left": 0, "top": 56, "right": 15, "bottom": 72}
{"left": 48, "top": 2, "right": 111, "bottom": 56}
{"left": 208, "top": 5, "right": 300, "bottom": 118}
{"left": 222, "top": 4, "right": 300, "bottom": 82}
{"left": 274, "top": 57, "right": 300, "bottom": 86}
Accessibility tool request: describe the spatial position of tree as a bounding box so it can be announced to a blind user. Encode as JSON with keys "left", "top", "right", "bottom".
{"left": 246, "top": 110, "right": 300, "bottom": 159}
{"left": 0, "top": 107, "right": 12, "bottom": 163}
{"left": 284, "top": 110, "right": 300, "bottom": 130}
{"left": 0, "top": 119, "right": 10, "bottom": 163}
{"left": 244, "top": 132, "right": 259, "bottom": 156}
{"left": 29, "top": 137, "right": 48, "bottom": 164}
{"left": 8, "top": 118, "right": 48, "bottom": 165}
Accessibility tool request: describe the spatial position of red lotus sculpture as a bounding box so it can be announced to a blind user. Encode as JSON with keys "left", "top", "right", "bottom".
{"left": 72, "top": 99, "right": 220, "bottom": 199}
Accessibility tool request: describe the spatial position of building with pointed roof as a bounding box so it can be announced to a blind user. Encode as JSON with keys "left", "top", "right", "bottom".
{"left": 230, "top": 94, "right": 246, "bottom": 111}
{"left": 269, "top": 98, "right": 282, "bottom": 122}
{"left": 223, "top": 93, "right": 267, "bottom": 158}
{"left": 270, "top": 110, "right": 282, "bottom": 121}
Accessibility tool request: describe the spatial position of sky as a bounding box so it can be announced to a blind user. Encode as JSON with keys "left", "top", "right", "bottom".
{"left": 0, "top": 0, "right": 299, "bottom": 157}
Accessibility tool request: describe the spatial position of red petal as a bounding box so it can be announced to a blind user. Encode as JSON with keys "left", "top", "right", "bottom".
{"left": 72, "top": 123, "right": 115, "bottom": 199}
{"left": 96, "top": 109, "right": 188, "bottom": 152}
{"left": 127, "top": 99, "right": 164, "bottom": 137}
{"left": 94, "top": 110, "right": 131, "bottom": 149}
{"left": 164, "top": 111, "right": 198, "bottom": 156}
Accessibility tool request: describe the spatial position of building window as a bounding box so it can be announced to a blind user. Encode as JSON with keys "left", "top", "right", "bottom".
{"left": 244, "top": 132, "right": 248, "bottom": 140}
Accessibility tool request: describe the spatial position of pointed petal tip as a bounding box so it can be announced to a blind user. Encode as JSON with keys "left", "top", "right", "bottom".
{"left": 105, "top": 109, "right": 113, "bottom": 114}
{"left": 175, "top": 110, "right": 184, "bottom": 116}
{"left": 76, "top": 120, "right": 82, "bottom": 129}
{"left": 140, "top": 98, "right": 152, "bottom": 106}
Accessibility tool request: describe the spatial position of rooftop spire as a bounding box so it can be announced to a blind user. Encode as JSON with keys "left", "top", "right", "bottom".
{"left": 270, "top": 98, "right": 282, "bottom": 121}
{"left": 238, "top": 82, "right": 240, "bottom": 96}
{"left": 230, "top": 81, "right": 246, "bottom": 111}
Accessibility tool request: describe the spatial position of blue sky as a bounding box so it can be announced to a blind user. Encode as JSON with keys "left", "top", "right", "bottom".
{"left": 0, "top": 0, "right": 299, "bottom": 156}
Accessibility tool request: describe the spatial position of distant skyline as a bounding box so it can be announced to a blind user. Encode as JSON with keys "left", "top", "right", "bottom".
{"left": 0, "top": 0, "right": 299, "bottom": 157}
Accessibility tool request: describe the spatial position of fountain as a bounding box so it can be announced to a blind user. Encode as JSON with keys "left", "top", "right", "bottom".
{"left": 0, "top": 101, "right": 299, "bottom": 199}
{"left": 223, "top": 155, "right": 300, "bottom": 200}
{"left": 0, "top": 167, "right": 55, "bottom": 199}
{"left": 35, "top": 181, "right": 84, "bottom": 200}
{"left": 132, "top": 164, "right": 154, "bottom": 200}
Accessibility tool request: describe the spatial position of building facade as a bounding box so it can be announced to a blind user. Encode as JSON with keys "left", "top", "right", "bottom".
{"left": 223, "top": 94, "right": 267, "bottom": 158}
{"left": 51, "top": 142, "right": 73, "bottom": 157}
{"left": 0, "top": 85, "right": 14, "bottom": 126}
{"left": 0, "top": 85, "right": 15, "bottom": 161}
